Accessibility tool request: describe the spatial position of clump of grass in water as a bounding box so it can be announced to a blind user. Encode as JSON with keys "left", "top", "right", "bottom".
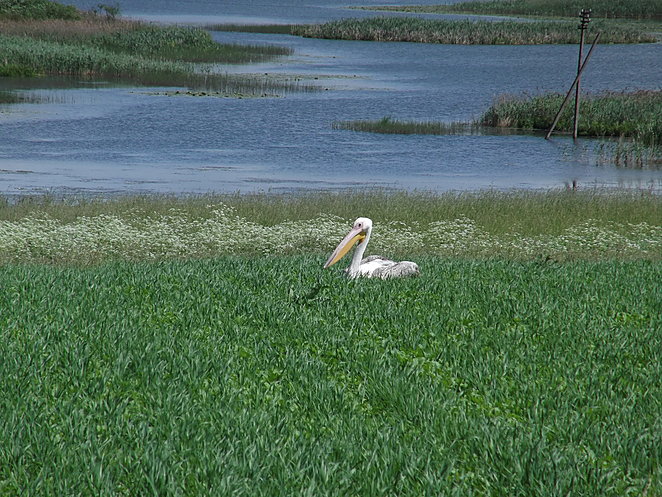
{"left": 480, "top": 90, "right": 662, "bottom": 145}
{"left": 0, "top": 91, "right": 20, "bottom": 104}
{"left": 340, "top": 91, "right": 661, "bottom": 167}
{"left": 204, "top": 23, "right": 299, "bottom": 35}
{"left": 292, "top": 17, "right": 656, "bottom": 44}
{"left": 333, "top": 116, "right": 521, "bottom": 136}
{"left": 480, "top": 90, "right": 661, "bottom": 166}
{"left": 333, "top": 116, "right": 472, "bottom": 135}
{"left": 596, "top": 140, "right": 662, "bottom": 169}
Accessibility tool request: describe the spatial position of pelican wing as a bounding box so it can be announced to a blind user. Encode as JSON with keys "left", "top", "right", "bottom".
{"left": 352, "top": 256, "right": 420, "bottom": 279}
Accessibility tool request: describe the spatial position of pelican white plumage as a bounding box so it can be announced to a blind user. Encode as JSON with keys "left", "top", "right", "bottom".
{"left": 323, "top": 217, "right": 420, "bottom": 279}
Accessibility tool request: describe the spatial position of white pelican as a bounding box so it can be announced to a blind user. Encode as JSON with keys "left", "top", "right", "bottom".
{"left": 323, "top": 217, "right": 420, "bottom": 279}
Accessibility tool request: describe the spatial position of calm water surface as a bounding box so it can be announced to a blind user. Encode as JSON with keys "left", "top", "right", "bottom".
{"left": 1, "top": 0, "right": 661, "bottom": 195}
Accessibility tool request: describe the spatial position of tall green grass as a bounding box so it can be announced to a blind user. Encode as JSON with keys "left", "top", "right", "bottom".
{"left": 0, "top": 257, "right": 660, "bottom": 495}
{"left": 368, "top": 0, "right": 662, "bottom": 20}
{"left": 292, "top": 16, "right": 655, "bottom": 44}
{"left": 0, "top": 190, "right": 659, "bottom": 264}
{"left": 0, "top": 33, "right": 301, "bottom": 93}
{"left": 0, "top": 0, "right": 79, "bottom": 20}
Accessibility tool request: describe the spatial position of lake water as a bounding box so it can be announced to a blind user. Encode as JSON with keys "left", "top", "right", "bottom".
{"left": 1, "top": 0, "right": 661, "bottom": 196}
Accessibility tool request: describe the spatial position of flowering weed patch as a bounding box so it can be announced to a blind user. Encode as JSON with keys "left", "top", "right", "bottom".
{"left": 0, "top": 200, "right": 659, "bottom": 264}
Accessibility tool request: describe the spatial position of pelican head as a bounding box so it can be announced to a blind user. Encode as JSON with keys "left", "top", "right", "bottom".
{"left": 324, "top": 217, "right": 372, "bottom": 269}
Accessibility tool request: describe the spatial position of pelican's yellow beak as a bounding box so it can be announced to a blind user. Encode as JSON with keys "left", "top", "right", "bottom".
{"left": 324, "top": 226, "right": 366, "bottom": 268}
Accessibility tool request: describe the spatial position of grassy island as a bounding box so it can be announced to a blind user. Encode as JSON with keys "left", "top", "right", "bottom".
{"left": 0, "top": 0, "right": 303, "bottom": 94}
{"left": 209, "top": 0, "right": 660, "bottom": 46}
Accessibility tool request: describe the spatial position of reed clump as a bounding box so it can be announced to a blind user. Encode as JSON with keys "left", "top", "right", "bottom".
{"left": 292, "top": 17, "right": 655, "bottom": 44}
{"left": 204, "top": 23, "right": 298, "bottom": 35}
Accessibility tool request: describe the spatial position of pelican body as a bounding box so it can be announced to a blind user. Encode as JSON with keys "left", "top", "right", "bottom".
{"left": 324, "top": 217, "right": 420, "bottom": 279}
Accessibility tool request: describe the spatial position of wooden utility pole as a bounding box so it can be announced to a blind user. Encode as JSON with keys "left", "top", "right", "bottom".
{"left": 545, "top": 32, "right": 600, "bottom": 140}
{"left": 573, "top": 9, "right": 592, "bottom": 140}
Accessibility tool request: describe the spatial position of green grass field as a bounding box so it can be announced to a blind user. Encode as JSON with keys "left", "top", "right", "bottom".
{"left": 0, "top": 256, "right": 660, "bottom": 495}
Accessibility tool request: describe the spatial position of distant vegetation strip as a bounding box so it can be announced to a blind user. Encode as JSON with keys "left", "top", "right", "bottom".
{"left": 333, "top": 117, "right": 514, "bottom": 135}
{"left": 205, "top": 23, "right": 298, "bottom": 34}
{"left": 1, "top": 190, "right": 660, "bottom": 264}
{"left": 365, "top": 0, "right": 662, "bottom": 20}
{"left": 290, "top": 17, "right": 655, "bottom": 44}
{"left": 206, "top": 16, "right": 655, "bottom": 44}
{"left": 0, "top": 18, "right": 292, "bottom": 63}
{"left": 0, "top": 32, "right": 305, "bottom": 94}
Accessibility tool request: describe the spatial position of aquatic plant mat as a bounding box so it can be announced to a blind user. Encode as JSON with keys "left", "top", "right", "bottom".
{"left": 1, "top": 256, "right": 660, "bottom": 495}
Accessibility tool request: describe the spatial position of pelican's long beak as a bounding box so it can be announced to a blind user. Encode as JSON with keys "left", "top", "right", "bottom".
{"left": 323, "top": 226, "right": 366, "bottom": 268}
